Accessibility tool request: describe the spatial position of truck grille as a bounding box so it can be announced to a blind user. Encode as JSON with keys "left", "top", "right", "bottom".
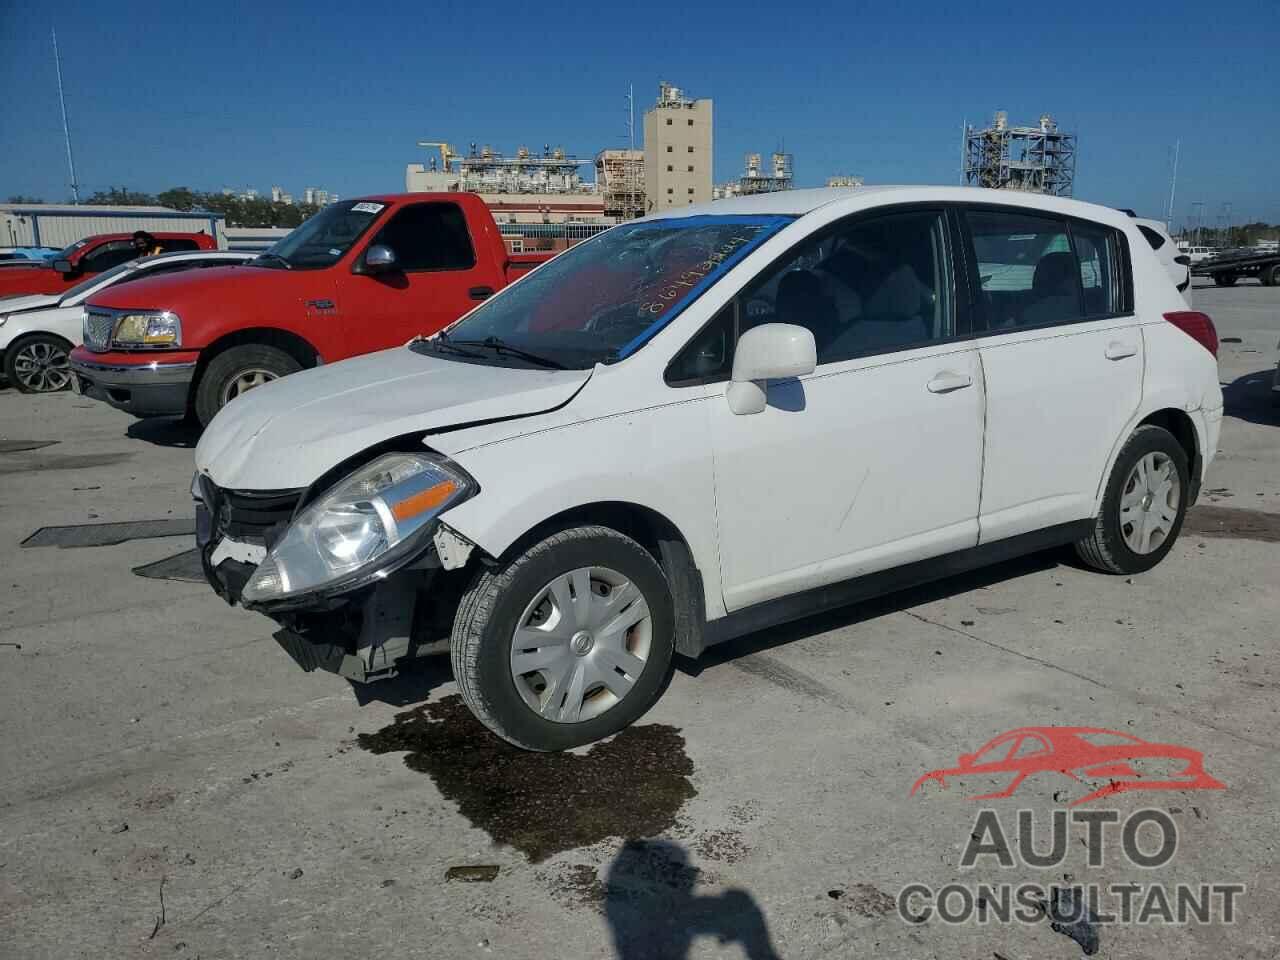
{"left": 83, "top": 309, "right": 116, "bottom": 352}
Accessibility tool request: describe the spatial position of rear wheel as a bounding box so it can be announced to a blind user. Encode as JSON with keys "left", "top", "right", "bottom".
{"left": 4, "top": 333, "right": 73, "bottom": 394}
{"left": 451, "top": 525, "right": 675, "bottom": 751}
{"left": 1075, "top": 425, "right": 1189, "bottom": 574}
{"left": 1265, "top": 264, "right": 1280, "bottom": 287}
{"left": 194, "top": 344, "right": 300, "bottom": 426}
{"left": 1213, "top": 272, "right": 1237, "bottom": 287}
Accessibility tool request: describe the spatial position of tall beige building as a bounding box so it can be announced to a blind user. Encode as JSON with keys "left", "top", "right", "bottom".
{"left": 643, "top": 82, "right": 712, "bottom": 213}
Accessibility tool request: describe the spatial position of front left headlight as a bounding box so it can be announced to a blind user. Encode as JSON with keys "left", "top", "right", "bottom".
{"left": 112, "top": 311, "right": 181, "bottom": 347}
{"left": 241, "top": 453, "right": 475, "bottom": 605}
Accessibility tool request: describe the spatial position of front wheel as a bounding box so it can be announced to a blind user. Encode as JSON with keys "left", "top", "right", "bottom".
{"left": 451, "top": 525, "right": 676, "bottom": 751}
{"left": 1075, "top": 425, "right": 1190, "bottom": 574}
{"left": 1213, "top": 273, "right": 1237, "bottom": 287}
{"left": 194, "top": 344, "right": 301, "bottom": 426}
{"left": 4, "top": 333, "right": 73, "bottom": 394}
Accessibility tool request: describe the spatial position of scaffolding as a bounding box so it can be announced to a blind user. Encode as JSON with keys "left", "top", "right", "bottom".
{"left": 595, "top": 149, "right": 645, "bottom": 219}
{"left": 963, "top": 111, "right": 1076, "bottom": 197}
{"left": 715, "top": 151, "right": 794, "bottom": 199}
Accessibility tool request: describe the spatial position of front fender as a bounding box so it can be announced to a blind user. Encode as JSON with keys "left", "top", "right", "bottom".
{"left": 441, "top": 398, "right": 728, "bottom": 620}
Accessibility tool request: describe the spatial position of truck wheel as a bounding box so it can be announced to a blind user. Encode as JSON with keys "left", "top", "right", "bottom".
{"left": 1265, "top": 264, "right": 1280, "bottom": 287}
{"left": 194, "top": 344, "right": 300, "bottom": 426}
{"left": 4, "top": 333, "right": 73, "bottom": 393}
{"left": 1075, "top": 425, "right": 1189, "bottom": 575}
{"left": 451, "top": 525, "right": 676, "bottom": 751}
{"left": 1213, "top": 273, "right": 1237, "bottom": 287}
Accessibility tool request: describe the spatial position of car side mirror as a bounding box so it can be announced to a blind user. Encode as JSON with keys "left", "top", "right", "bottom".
{"left": 357, "top": 244, "right": 398, "bottom": 275}
{"left": 726, "top": 323, "right": 816, "bottom": 415}
{"left": 53, "top": 259, "right": 74, "bottom": 274}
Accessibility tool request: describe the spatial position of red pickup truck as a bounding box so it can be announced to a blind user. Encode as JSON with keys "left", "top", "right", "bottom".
{"left": 70, "top": 194, "right": 553, "bottom": 425}
{"left": 0, "top": 232, "right": 216, "bottom": 297}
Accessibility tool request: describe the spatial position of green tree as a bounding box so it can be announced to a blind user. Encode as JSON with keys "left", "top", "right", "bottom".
{"left": 87, "top": 187, "right": 156, "bottom": 205}
{"left": 157, "top": 187, "right": 200, "bottom": 211}
{"left": 6, "top": 194, "right": 43, "bottom": 203}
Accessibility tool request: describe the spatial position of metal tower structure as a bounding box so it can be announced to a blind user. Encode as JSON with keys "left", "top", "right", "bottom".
{"left": 963, "top": 111, "right": 1077, "bottom": 197}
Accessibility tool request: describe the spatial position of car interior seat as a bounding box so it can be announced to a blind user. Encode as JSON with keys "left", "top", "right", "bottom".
{"left": 775, "top": 270, "right": 839, "bottom": 358}
{"left": 1022, "top": 251, "right": 1081, "bottom": 326}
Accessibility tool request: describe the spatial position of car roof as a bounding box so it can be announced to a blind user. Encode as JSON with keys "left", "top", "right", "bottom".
{"left": 642, "top": 185, "right": 1133, "bottom": 227}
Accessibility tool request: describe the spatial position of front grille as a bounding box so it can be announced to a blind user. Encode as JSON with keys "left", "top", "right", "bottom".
{"left": 202, "top": 478, "right": 302, "bottom": 546}
{"left": 84, "top": 309, "right": 116, "bottom": 352}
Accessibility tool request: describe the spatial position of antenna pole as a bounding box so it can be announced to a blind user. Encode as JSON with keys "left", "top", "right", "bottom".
{"left": 1165, "top": 139, "right": 1180, "bottom": 230}
{"left": 53, "top": 26, "right": 81, "bottom": 204}
{"left": 628, "top": 83, "right": 634, "bottom": 151}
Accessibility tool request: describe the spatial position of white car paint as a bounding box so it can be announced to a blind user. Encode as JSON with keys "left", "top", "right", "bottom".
{"left": 197, "top": 185, "right": 1222, "bottom": 633}
{"left": 1135, "top": 218, "right": 1192, "bottom": 307}
{"left": 0, "top": 251, "right": 254, "bottom": 353}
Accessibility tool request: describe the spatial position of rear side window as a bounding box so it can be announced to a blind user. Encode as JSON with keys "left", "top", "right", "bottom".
{"left": 965, "top": 209, "right": 1127, "bottom": 331}
{"left": 371, "top": 202, "right": 476, "bottom": 272}
{"left": 1137, "top": 225, "right": 1166, "bottom": 250}
{"left": 160, "top": 238, "right": 200, "bottom": 253}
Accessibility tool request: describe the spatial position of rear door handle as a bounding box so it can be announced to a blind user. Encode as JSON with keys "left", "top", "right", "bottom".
{"left": 926, "top": 372, "right": 973, "bottom": 394}
{"left": 469, "top": 286, "right": 495, "bottom": 301}
{"left": 1105, "top": 341, "right": 1138, "bottom": 360}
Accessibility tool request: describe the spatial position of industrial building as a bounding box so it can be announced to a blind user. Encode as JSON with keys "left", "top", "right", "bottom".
{"left": 963, "top": 111, "right": 1076, "bottom": 196}
{"left": 595, "top": 149, "right": 645, "bottom": 220}
{"left": 0, "top": 203, "right": 227, "bottom": 250}
{"left": 643, "top": 82, "right": 713, "bottom": 211}
{"left": 714, "top": 152, "right": 794, "bottom": 200}
{"left": 826, "top": 175, "right": 864, "bottom": 188}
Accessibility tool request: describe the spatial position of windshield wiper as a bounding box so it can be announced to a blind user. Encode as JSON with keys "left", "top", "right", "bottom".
{"left": 250, "top": 252, "right": 293, "bottom": 270}
{"left": 424, "top": 335, "right": 485, "bottom": 359}
{"left": 452, "top": 336, "right": 567, "bottom": 369}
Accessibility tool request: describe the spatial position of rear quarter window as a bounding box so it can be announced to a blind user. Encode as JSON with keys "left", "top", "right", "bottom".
{"left": 1137, "top": 226, "right": 1166, "bottom": 251}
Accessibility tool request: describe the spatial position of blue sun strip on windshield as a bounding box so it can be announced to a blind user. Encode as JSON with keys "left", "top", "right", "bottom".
{"left": 613, "top": 214, "right": 795, "bottom": 359}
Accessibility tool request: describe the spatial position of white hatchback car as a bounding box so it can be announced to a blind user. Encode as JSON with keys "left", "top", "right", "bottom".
{"left": 0, "top": 250, "right": 253, "bottom": 392}
{"left": 194, "top": 186, "right": 1224, "bottom": 751}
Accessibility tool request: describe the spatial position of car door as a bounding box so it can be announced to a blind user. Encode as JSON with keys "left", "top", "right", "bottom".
{"left": 960, "top": 207, "right": 1143, "bottom": 542}
{"left": 343, "top": 200, "right": 494, "bottom": 354}
{"left": 689, "top": 207, "right": 985, "bottom": 612}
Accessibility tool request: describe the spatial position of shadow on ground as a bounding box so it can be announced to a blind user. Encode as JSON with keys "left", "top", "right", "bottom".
{"left": 682, "top": 548, "right": 1061, "bottom": 677}
{"left": 1222, "top": 368, "right": 1279, "bottom": 428}
{"left": 126, "top": 417, "right": 201, "bottom": 448}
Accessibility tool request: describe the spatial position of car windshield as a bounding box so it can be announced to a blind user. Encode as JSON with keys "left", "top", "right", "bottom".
{"left": 417, "top": 214, "right": 792, "bottom": 369}
{"left": 251, "top": 200, "right": 386, "bottom": 270}
{"left": 61, "top": 258, "right": 142, "bottom": 302}
{"left": 55, "top": 238, "right": 89, "bottom": 261}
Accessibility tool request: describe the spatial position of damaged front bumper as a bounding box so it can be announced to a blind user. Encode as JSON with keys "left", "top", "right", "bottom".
{"left": 197, "top": 492, "right": 476, "bottom": 683}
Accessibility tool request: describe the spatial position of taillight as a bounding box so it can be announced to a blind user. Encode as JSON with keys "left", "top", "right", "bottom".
{"left": 1165, "top": 311, "right": 1218, "bottom": 358}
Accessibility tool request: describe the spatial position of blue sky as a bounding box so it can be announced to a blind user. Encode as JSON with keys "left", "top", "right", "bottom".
{"left": 2, "top": 0, "right": 1277, "bottom": 227}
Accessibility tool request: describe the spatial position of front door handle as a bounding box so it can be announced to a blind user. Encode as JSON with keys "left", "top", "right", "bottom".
{"left": 926, "top": 371, "right": 973, "bottom": 394}
{"left": 1105, "top": 341, "right": 1138, "bottom": 360}
{"left": 469, "top": 286, "right": 495, "bottom": 301}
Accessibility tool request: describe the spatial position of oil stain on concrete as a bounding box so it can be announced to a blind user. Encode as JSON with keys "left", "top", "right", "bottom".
{"left": 358, "top": 695, "right": 696, "bottom": 863}
{"left": 1184, "top": 505, "right": 1280, "bottom": 544}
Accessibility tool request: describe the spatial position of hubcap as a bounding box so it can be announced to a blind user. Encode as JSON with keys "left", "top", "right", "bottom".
{"left": 220, "top": 368, "right": 278, "bottom": 405}
{"left": 12, "top": 342, "right": 70, "bottom": 392}
{"left": 1119, "top": 452, "right": 1180, "bottom": 555}
{"left": 510, "top": 566, "right": 652, "bottom": 724}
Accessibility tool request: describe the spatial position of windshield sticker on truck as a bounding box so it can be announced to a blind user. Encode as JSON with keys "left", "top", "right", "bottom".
{"left": 351, "top": 202, "right": 385, "bottom": 214}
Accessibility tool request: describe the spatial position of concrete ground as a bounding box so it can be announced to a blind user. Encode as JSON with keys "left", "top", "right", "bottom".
{"left": 2, "top": 279, "right": 1278, "bottom": 960}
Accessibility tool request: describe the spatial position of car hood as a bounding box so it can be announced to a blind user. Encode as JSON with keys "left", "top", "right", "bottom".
{"left": 0, "top": 292, "right": 60, "bottom": 314}
{"left": 88, "top": 263, "right": 269, "bottom": 313}
{"left": 196, "top": 347, "right": 592, "bottom": 491}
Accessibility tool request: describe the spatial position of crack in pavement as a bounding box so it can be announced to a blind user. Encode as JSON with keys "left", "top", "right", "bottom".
{"left": 902, "top": 608, "right": 1274, "bottom": 754}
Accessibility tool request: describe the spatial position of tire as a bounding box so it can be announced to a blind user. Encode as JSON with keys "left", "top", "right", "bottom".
{"left": 194, "top": 344, "right": 301, "bottom": 426}
{"left": 1075, "top": 425, "right": 1190, "bottom": 575}
{"left": 1265, "top": 264, "right": 1280, "bottom": 287}
{"left": 451, "top": 524, "right": 676, "bottom": 751}
{"left": 1213, "top": 273, "right": 1237, "bottom": 287}
{"left": 3, "top": 333, "right": 73, "bottom": 394}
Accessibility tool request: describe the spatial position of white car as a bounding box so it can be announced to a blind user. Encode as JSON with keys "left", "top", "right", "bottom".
{"left": 1135, "top": 218, "right": 1192, "bottom": 306}
{"left": 1177, "top": 244, "right": 1217, "bottom": 264}
{"left": 0, "top": 250, "right": 253, "bottom": 393}
{"left": 194, "top": 186, "right": 1224, "bottom": 751}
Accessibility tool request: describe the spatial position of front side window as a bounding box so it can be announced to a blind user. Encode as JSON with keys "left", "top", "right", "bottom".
{"left": 80, "top": 241, "right": 137, "bottom": 274}
{"left": 668, "top": 209, "right": 954, "bottom": 382}
{"left": 368, "top": 202, "right": 476, "bottom": 272}
{"left": 423, "top": 215, "right": 790, "bottom": 369}
{"left": 253, "top": 199, "right": 384, "bottom": 270}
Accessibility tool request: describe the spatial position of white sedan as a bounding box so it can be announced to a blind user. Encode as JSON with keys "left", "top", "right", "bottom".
{"left": 0, "top": 250, "right": 254, "bottom": 393}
